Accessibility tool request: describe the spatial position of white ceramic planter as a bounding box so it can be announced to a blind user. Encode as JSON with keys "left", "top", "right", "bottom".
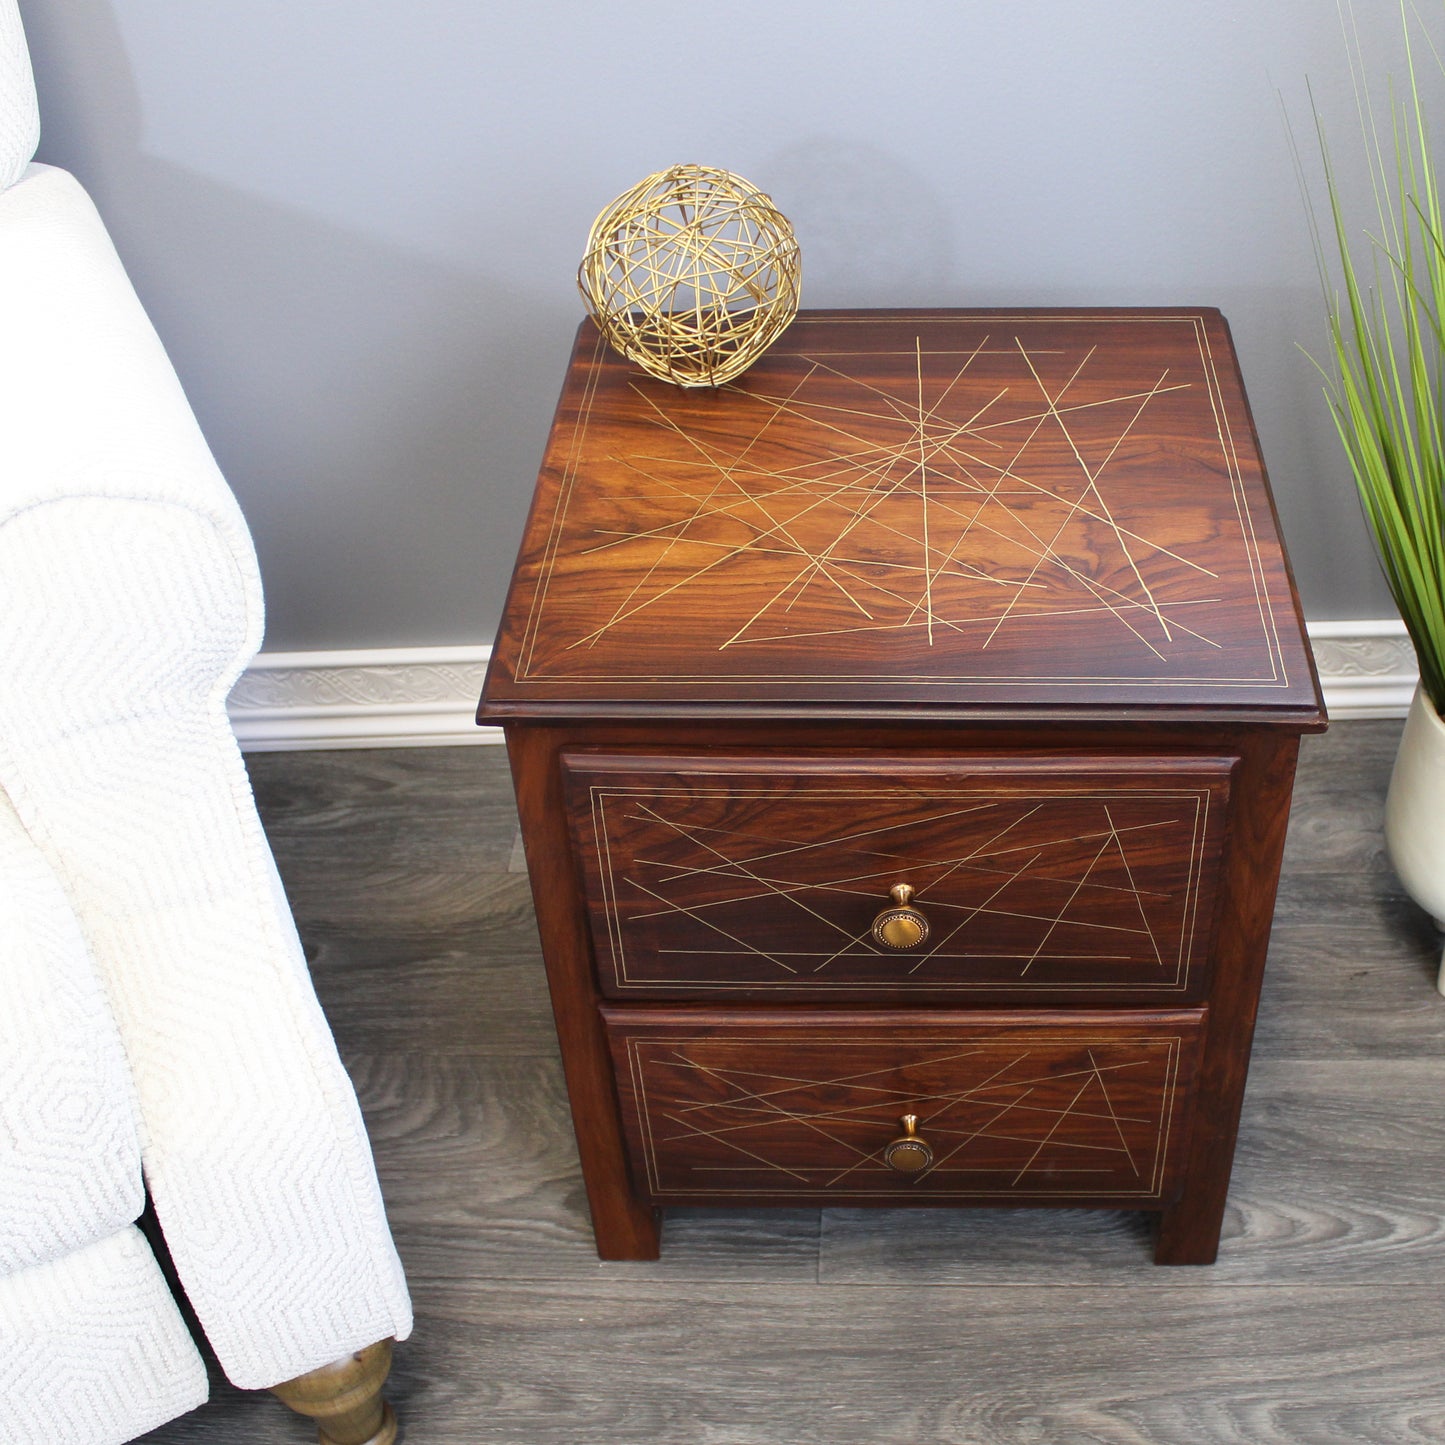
{"left": 1384, "top": 684, "right": 1445, "bottom": 993}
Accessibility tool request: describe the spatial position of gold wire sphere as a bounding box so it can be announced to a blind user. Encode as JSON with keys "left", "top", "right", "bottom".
{"left": 578, "top": 164, "right": 802, "bottom": 388}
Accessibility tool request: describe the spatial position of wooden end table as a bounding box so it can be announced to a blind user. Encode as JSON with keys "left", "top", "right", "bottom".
{"left": 479, "top": 309, "right": 1326, "bottom": 1263}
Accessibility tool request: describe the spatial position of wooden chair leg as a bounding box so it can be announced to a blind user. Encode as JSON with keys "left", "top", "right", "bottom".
{"left": 269, "top": 1338, "right": 398, "bottom": 1445}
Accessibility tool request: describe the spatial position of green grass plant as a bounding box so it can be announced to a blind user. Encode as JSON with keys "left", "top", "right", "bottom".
{"left": 1307, "top": 2, "right": 1445, "bottom": 714}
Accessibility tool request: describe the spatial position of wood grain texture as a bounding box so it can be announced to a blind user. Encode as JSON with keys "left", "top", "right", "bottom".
{"left": 567, "top": 751, "right": 1231, "bottom": 1000}
{"left": 342, "top": 1051, "right": 821, "bottom": 1286}
{"left": 483, "top": 310, "right": 1321, "bottom": 1267}
{"left": 1279, "top": 729, "right": 1395, "bottom": 876}
{"left": 481, "top": 309, "right": 1324, "bottom": 721}
{"left": 142, "top": 1278, "right": 1445, "bottom": 1445}
{"left": 399, "top": 1279, "right": 1445, "bottom": 1445}
{"left": 305, "top": 931, "right": 557, "bottom": 1056}
{"left": 506, "top": 716, "right": 1305, "bottom": 1262}
{"left": 820, "top": 1057, "right": 1445, "bottom": 1284}
{"left": 135, "top": 720, "right": 1445, "bottom": 1444}
{"left": 1258, "top": 877, "right": 1445, "bottom": 1058}
{"left": 507, "top": 726, "right": 661, "bottom": 1258}
{"left": 605, "top": 1007, "right": 1202, "bottom": 1205}
{"left": 1156, "top": 730, "right": 1300, "bottom": 1264}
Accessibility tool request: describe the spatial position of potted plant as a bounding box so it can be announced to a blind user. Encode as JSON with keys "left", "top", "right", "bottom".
{"left": 1311, "top": 10, "right": 1445, "bottom": 989}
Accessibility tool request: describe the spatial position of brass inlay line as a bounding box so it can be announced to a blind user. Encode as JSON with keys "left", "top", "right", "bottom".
{"left": 908, "top": 852, "right": 1046, "bottom": 976}
{"left": 518, "top": 315, "right": 1293, "bottom": 689}
{"left": 631, "top": 804, "right": 1180, "bottom": 892}
{"left": 625, "top": 875, "right": 801, "bottom": 974}
{"left": 1105, "top": 803, "right": 1167, "bottom": 971}
{"left": 631, "top": 801, "right": 865, "bottom": 949}
{"left": 663, "top": 1050, "right": 1158, "bottom": 1115}
{"left": 631, "top": 1038, "right": 1175, "bottom": 1196}
{"left": 669, "top": 1083, "right": 1152, "bottom": 1137}
{"left": 601, "top": 787, "right": 1198, "bottom": 980}
{"left": 560, "top": 332, "right": 1210, "bottom": 658}
{"left": 1088, "top": 1047, "right": 1140, "bottom": 1178}
{"left": 635, "top": 836, "right": 1170, "bottom": 921}
{"left": 1011, "top": 1076, "right": 1095, "bottom": 1185}
{"left": 916, "top": 337, "right": 937, "bottom": 645}
{"left": 983, "top": 345, "right": 1175, "bottom": 659}
{"left": 1018, "top": 342, "right": 1177, "bottom": 642}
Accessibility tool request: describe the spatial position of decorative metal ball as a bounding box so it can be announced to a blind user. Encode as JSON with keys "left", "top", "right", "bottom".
{"left": 578, "top": 164, "right": 802, "bottom": 388}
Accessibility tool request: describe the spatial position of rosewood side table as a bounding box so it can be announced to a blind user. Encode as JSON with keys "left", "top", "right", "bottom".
{"left": 479, "top": 309, "right": 1326, "bottom": 1264}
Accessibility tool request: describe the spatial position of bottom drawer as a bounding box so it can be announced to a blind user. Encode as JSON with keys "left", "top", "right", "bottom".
{"left": 604, "top": 1008, "right": 1203, "bottom": 1206}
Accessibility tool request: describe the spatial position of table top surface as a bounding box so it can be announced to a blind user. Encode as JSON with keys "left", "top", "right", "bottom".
{"left": 481, "top": 309, "right": 1324, "bottom": 725}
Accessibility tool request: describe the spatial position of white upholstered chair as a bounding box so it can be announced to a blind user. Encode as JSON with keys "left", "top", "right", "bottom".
{"left": 0, "top": 3, "right": 412, "bottom": 1441}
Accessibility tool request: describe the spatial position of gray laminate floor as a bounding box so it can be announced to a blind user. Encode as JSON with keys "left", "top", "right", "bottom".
{"left": 138, "top": 721, "right": 1445, "bottom": 1445}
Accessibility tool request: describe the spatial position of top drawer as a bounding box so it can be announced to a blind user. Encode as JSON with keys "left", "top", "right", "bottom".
{"left": 564, "top": 752, "right": 1233, "bottom": 1002}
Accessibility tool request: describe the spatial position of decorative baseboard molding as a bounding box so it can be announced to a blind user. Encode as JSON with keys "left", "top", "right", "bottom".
{"left": 228, "top": 645, "right": 499, "bottom": 751}
{"left": 227, "top": 621, "right": 1418, "bottom": 751}
{"left": 1306, "top": 618, "right": 1417, "bottom": 720}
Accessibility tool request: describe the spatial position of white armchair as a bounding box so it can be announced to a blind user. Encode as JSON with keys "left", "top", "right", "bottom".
{"left": 0, "top": 4, "right": 412, "bottom": 1442}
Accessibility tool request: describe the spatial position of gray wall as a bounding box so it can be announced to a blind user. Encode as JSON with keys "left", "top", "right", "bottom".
{"left": 18, "top": 0, "right": 1413, "bottom": 652}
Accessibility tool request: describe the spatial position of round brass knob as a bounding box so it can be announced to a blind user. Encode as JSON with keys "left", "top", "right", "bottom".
{"left": 871, "top": 884, "right": 929, "bottom": 951}
{"left": 883, "top": 1114, "right": 933, "bottom": 1175}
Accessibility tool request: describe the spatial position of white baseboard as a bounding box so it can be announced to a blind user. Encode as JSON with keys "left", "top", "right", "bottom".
{"left": 227, "top": 621, "right": 1418, "bottom": 752}
{"left": 228, "top": 645, "right": 500, "bottom": 751}
{"left": 1304, "top": 618, "right": 1417, "bottom": 719}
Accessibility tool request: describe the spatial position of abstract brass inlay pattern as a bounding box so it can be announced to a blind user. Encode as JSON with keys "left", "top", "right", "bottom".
{"left": 518, "top": 314, "right": 1288, "bottom": 690}
{"left": 617, "top": 1031, "right": 1187, "bottom": 1198}
{"left": 581, "top": 773, "right": 1226, "bottom": 993}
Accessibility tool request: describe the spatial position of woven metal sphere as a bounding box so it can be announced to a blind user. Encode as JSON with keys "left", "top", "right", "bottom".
{"left": 578, "top": 164, "right": 801, "bottom": 388}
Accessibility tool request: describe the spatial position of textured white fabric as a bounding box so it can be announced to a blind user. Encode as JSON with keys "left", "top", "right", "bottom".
{"left": 0, "top": 0, "right": 38, "bottom": 193}
{"left": 0, "top": 1228, "right": 207, "bottom": 1445}
{"left": 0, "top": 161, "right": 412, "bottom": 1390}
{"left": 0, "top": 165, "right": 261, "bottom": 552}
{"left": 0, "top": 785, "right": 142, "bottom": 1276}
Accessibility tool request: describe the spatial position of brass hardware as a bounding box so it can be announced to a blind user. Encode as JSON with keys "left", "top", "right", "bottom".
{"left": 883, "top": 1114, "right": 933, "bottom": 1175}
{"left": 871, "top": 883, "right": 930, "bottom": 951}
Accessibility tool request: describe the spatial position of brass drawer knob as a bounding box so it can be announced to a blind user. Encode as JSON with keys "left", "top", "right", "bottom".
{"left": 871, "top": 883, "right": 929, "bottom": 951}
{"left": 883, "top": 1114, "right": 933, "bottom": 1174}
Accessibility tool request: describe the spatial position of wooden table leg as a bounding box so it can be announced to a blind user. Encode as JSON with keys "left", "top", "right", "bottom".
{"left": 269, "top": 1338, "right": 397, "bottom": 1445}
{"left": 507, "top": 726, "right": 662, "bottom": 1260}
{"left": 1154, "top": 732, "right": 1301, "bottom": 1266}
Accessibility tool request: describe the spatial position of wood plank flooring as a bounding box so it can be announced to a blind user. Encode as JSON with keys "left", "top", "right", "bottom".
{"left": 137, "top": 722, "right": 1445, "bottom": 1445}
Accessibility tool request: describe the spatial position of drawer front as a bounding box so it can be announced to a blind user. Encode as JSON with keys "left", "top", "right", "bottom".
{"left": 566, "top": 754, "right": 1233, "bottom": 1001}
{"left": 604, "top": 1008, "right": 1203, "bottom": 1205}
